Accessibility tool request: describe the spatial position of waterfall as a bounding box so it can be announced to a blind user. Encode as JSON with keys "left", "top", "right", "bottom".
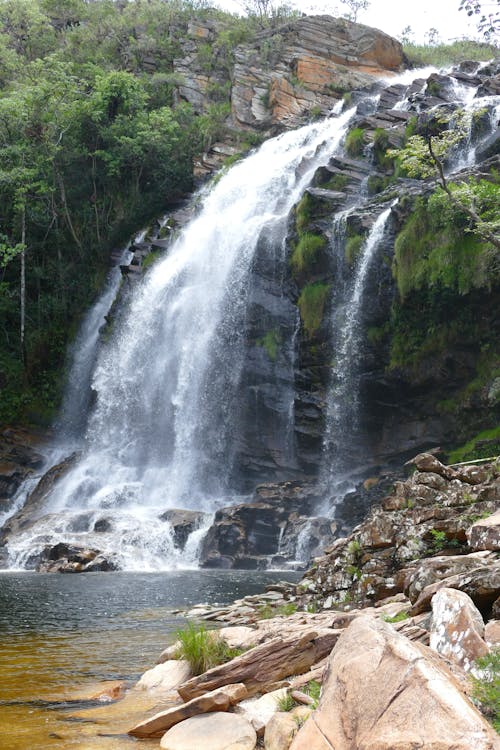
{"left": 6, "top": 109, "right": 356, "bottom": 571}
{"left": 5, "top": 62, "right": 496, "bottom": 570}
{"left": 320, "top": 205, "right": 395, "bottom": 504}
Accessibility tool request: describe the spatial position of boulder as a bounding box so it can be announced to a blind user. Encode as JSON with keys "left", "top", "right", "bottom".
{"left": 468, "top": 511, "right": 500, "bottom": 552}
{"left": 159, "top": 712, "right": 256, "bottom": 750}
{"left": 485, "top": 619, "right": 500, "bottom": 647}
{"left": 410, "top": 561, "right": 500, "bottom": 616}
{"left": 289, "top": 616, "right": 500, "bottom": 750}
{"left": 264, "top": 711, "right": 300, "bottom": 750}
{"left": 178, "top": 629, "right": 339, "bottom": 701}
{"left": 430, "top": 588, "right": 489, "bottom": 671}
{"left": 136, "top": 659, "right": 191, "bottom": 694}
{"left": 236, "top": 687, "right": 290, "bottom": 728}
{"left": 159, "top": 509, "right": 209, "bottom": 549}
{"left": 129, "top": 683, "right": 248, "bottom": 738}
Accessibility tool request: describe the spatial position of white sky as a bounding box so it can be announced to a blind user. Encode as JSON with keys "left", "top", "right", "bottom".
{"left": 213, "top": 0, "right": 486, "bottom": 43}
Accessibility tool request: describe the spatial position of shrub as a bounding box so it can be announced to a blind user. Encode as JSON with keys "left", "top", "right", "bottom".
{"left": 471, "top": 649, "right": 500, "bottom": 733}
{"left": 174, "top": 622, "right": 241, "bottom": 675}
{"left": 275, "top": 691, "right": 297, "bottom": 712}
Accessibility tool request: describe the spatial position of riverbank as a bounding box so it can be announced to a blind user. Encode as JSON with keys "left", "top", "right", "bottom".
{"left": 95, "top": 453, "right": 500, "bottom": 750}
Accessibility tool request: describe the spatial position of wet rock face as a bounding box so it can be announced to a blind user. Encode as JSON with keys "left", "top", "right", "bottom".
{"left": 199, "top": 481, "right": 335, "bottom": 569}
{"left": 0, "top": 428, "right": 46, "bottom": 518}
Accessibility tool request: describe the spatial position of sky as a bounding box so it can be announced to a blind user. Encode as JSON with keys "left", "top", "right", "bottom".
{"left": 213, "top": 0, "right": 486, "bottom": 43}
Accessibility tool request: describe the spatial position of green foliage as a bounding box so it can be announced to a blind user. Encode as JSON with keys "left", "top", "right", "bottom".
{"left": 346, "top": 564, "right": 362, "bottom": 580}
{"left": 297, "top": 282, "right": 330, "bottom": 338}
{"left": 448, "top": 426, "right": 500, "bottom": 464}
{"left": 321, "top": 173, "right": 349, "bottom": 192}
{"left": 345, "top": 127, "right": 366, "bottom": 158}
{"left": 257, "top": 328, "right": 281, "bottom": 361}
{"left": 403, "top": 39, "right": 498, "bottom": 67}
{"left": 174, "top": 622, "right": 242, "bottom": 676}
{"left": 257, "top": 602, "right": 298, "bottom": 619}
{"left": 295, "top": 193, "right": 312, "bottom": 233}
{"left": 345, "top": 235, "right": 364, "bottom": 266}
{"left": 290, "top": 233, "right": 326, "bottom": 276}
{"left": 392, "top": 191, "right": 498, "bottom": 300}
{"left": 304, "top": 679, "right": 321, "bottom": 708}
{"left": 275, "top": 691, "right": 296, "bottom": 712}
{"left": 471, "top": 649, "right": 500, "bottom": 733}
{"left": 0, "top": 0, "right": 262, "bottom": 423}
{"left": 381, "top": 610, "right": 410, "bottom": 623}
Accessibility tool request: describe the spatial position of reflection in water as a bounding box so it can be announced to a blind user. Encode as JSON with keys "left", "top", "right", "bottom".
{"left": 0, "top": 570, "right": 298, "bottom": 749}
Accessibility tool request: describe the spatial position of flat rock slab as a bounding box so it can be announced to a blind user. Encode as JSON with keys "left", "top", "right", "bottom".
{"left": 159, "top": 711, "right": 256, "bottom": 750}
{"left": 129, "top": 683, "right": 248, "bottom": 738}
{"left": 289, "top": 615, "right": 500, "bottom": 750}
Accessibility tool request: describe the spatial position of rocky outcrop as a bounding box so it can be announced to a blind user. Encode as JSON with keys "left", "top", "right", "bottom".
{"left": 295, "top": 455, "right": 500, "bottom": 612}
{"left": 129, "top": 683, "right": 248, "bottom": 738}
{"left": 177, "top": 627, "right": 339, "bottom": 701}
{"left": 230, "top": 16, "right": 403, "bottom": 132}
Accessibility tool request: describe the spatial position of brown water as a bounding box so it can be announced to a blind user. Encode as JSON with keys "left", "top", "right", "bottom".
{"left": 0, "top": 570, "right": 298, "bottom": 749}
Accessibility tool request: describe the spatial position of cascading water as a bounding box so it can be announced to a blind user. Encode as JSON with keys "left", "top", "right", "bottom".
{"left": 6, "top": 109, "right": 356, "bottom": 571}
{"left": 320, "top": 204, "right": 395, "bottom": 504}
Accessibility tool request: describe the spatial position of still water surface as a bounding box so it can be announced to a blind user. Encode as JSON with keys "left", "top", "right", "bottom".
{"left": 0, "top": 570, "right": 298, "bottom": 750}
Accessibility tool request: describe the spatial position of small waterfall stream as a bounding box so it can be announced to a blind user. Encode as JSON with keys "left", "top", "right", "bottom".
{"left": 320, "top": 204, "right": 395, "bottom": 504}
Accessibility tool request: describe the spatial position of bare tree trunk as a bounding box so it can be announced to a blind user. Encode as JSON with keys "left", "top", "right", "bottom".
{"left": 20, "top": 204, "right": 26, "bottom": 368}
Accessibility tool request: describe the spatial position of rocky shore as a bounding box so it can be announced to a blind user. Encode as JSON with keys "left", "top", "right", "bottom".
{"left": 69, "top": 453, "right": 499, "bottom": 750}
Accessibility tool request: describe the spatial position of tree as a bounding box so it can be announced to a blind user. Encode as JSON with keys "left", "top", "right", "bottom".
{"left": 389, "top": 112, "right": 500, "bottom": 253}
{"left": 338, "top": 0, "right": 370, "bottom": 22}
{"left": 459, "top": 0, "right": 500, "bottom": 40}
{"left": 398, "top": 25, "right": 415, "bottom": 44}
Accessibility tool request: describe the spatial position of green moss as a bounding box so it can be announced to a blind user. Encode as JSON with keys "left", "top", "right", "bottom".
{"left": 345, "top": 127, "right": 366, "bottom": 158}
{"left": 295, "top": 193, "right": 312, "bottom": 233}
{"left": 382, "top": 610, "right": 409, "bottom": 623}
{"left": 323, "top": 174, "right": 349, "bottom": 191}
{"left": 372, "top": 128, "right": 393, "bottom": 170}
{"left": 142, "top": 249, "right": 162, "bottom": 271}
{"left": 447, "top": 426, "right": 500, "bottom": 464}
{"left": 298, "top": 282, "right": 330, "bottom": 338}
{"left": 345, "top": 235, "right": 364, "bottom": 266}
{"left": 257, "top": 328, "right": 281, "bottom": 361}
{"left": 290, "top": 233, "right": 326, "bottom": 276}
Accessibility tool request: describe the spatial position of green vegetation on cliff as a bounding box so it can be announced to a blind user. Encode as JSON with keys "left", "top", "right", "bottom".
{"left": 298, "top": 282, "right": 330, "bottom": 338}
{"left": 0, "top": 0, "right": 257, "bottom": 425}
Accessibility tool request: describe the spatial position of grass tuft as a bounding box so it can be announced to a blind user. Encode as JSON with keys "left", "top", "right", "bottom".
{"left": 174, "top": 622, "right": 242, "bottom": 675}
